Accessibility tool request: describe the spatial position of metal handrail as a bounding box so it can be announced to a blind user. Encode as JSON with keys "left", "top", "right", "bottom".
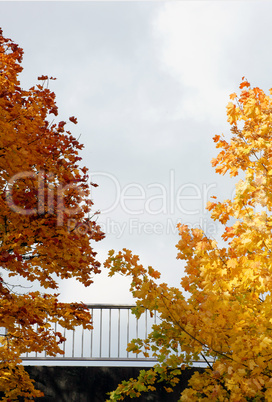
{"left": 21, "top": 304, "right": 158, "bottom": 363}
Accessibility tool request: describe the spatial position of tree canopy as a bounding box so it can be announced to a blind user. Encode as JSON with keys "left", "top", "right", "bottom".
{"left": 0, "top": 29, "right": 104, "bottom": 400}
{"left": 106, "top": 79, "right": 272, "bottom": 401}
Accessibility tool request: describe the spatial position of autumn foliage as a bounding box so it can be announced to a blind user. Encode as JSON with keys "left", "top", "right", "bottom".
{"left": 105, "top": 79, "right": 272, "bottom": 401}
{"left": 0, "top": 29, "right": 104, "bottom": 400}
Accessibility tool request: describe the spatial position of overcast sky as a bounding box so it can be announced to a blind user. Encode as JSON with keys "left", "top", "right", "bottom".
{"left": 1, "top": 1, "right": 272, "bottom": 304}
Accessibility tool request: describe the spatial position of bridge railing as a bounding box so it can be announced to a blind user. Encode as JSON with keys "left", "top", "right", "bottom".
{"left": 21, "top": 304, "right": 158, "bottom": 363}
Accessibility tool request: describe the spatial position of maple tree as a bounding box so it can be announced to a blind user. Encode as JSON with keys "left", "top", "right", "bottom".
{"left": 0, "top": 29, "right": 104, "bottom": 400}
{"left": 105, "top": 79, "right": 272, "bottom": 401}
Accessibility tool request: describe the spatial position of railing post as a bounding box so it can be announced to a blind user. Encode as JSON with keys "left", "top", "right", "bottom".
{"left": 118, "top": 308, "right": 120, "bottom": 358}
{"left": 109, "top": 308, "right": 111, "bottom": 358}
{"left": 90, "top": 307, "right": 93, "bottom": 358}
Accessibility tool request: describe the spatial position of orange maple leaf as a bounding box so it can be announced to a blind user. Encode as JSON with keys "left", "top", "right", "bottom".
{"left": 69, "top": 116, "right": 78, "bottom": 124}
{"left": 239, "top": 80, "right": 250, "bottom": 90}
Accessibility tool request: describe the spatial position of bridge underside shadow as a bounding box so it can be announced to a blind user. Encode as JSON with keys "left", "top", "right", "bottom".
{"left": 23, "top": 365, "right": 204, "bottom": 402}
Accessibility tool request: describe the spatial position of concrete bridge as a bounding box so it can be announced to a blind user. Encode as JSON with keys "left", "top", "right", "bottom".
{"left": 21, "top": 304, "right": 207, "bottom": 401}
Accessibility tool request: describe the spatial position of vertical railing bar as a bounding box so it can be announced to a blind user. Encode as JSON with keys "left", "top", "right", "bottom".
{"left": 54, "top": 321, "right": 57, "bottom": 357}
{"left": 99, "top": 308, "right": 102, "bottom": 358}
{"left": 127, "top": 308, "right": 129, "bottom": 358}
{"left": 136, "top": 313, "right": 138, "bottom": 359}
{"left": 72, "top": 329, "right": 75, "bottom": 358}
{"left": 24, "top": 321, "right": 28, "bottom": 358}
{"left": 35, "top": 323, "right": 38, "bottom": 358}
{"left": 81, "top": 326, "right": 84, "bottom": 358}
{"left": 109, "top": 308, "right": 111, "bottom": 358}
{"left": 145, "top": 309, "right": 147, "bottom": 339}
{"left": 118, "top": 308, "right": 120, "bottom": 358}
{"left": 23, "top": 324, "right": 28, "bottom": 357}
{"left": 63, "top": 327, "right": 66, "bottom": 357}
{"left": 44, "top": 316, "right": 48, "bottom": 357}
{"left": 90, "top": 308, "right": 93, "bottom": 358}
